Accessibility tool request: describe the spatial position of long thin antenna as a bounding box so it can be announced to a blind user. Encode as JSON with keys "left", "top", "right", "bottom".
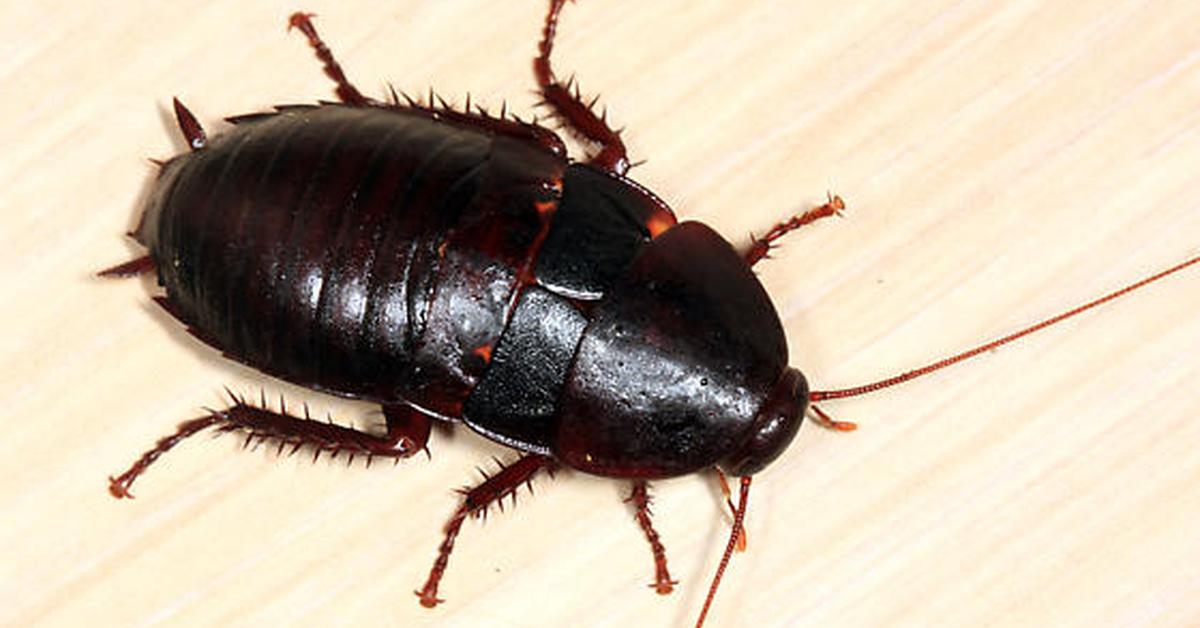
{"left": 810, "top": 252, "right": 1200, "bottom": 402}
{"left": 695, "top": 476, "right": 752, "bottom": 628}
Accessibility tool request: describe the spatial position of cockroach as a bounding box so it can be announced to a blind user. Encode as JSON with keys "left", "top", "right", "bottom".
{"left": 100, "top": 3, "right": 1200, "bottom": 626}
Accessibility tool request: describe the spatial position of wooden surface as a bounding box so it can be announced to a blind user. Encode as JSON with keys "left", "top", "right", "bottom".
{"left": 3, "top": 1, "right": 1200, "bottom": 626}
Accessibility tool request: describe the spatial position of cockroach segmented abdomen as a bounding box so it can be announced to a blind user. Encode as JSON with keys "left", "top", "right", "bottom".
{"left": 107, "top": 390, "right": 422, "bottom": 499}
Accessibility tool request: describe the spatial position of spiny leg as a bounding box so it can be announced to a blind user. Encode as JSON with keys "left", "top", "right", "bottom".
{"left": 744, "top": 193, "right": 845, "bottom": 266}
{"left": 534, "top": 0, "right": 630, "bottom": 175}
{"left": 287, "top": 12, "right": 570, "bottom": 158}
{"left": 627, "top": 480, "right": 677, "bottom": 594}
{"left": 108, "top": 416, "right": 219, "bottom": 498}
{"left": 108, "top": 394, "right": 429, "bottom": 499}
{"left": 417, "top": 454, "right": 555, "bottom": 607}
{"left": 288, "top": 12, "right": 371, "bottom": 106}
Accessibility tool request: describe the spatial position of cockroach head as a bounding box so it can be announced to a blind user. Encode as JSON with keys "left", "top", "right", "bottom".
{"left": 719, "top": 367, "right": 808, "bottom": 476}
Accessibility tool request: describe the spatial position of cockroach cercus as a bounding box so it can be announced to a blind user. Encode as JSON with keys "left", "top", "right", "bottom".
{"left": 100, "top": 3, "right": 1200, "bottom": 626}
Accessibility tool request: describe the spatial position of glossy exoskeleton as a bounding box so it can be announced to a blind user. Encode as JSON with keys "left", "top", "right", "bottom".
{"left": 103, "top": 3, "right": 1200, "bottom": 626}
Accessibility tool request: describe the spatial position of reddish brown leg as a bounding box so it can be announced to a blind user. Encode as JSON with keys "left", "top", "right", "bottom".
{"left": 714, "top": 470, "right": 747, "bottom": 552}
{"left": 744, "top": 194, "right": 845, "bottom": 266}
{"left": 287, "top": 12, "right": 371, "bottom": 106}
{"left": 809, "top": 404, "right": 858, "bottom": 432}
{"left": 107, "top": 394, "right": 429, "bottom": 499}
{"left": 286, "top": 12, "right": 569, "bottom": 159}
{"left": 535, "top": 0, "right": 630, "bottom": 175}
{"left": 416, "top": 454, "right": 555, "bottom": 607}
{"left": 627, "top": 480, "right": 677, "bottom": 594}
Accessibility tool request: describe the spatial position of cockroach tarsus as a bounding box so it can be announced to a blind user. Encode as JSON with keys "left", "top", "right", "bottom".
{"left": 100, "top": 3, "right": 1200, "bottom": 626}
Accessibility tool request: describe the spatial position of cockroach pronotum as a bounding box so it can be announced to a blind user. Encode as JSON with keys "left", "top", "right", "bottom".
{"left": 100, "top": 3, "right": 1200, "bottom": 626}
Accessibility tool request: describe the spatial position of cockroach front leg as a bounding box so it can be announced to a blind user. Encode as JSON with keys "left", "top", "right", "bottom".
{"left": 535, "top": 0, "right": 630, "bottom": 175}
{"left": 107, "top": 394, "right": 429, "bottom": 499}
{"left": 628, "top": 480, "right": 677, "bottom": 594}
{"left": 744, "top": 193, "right": 845, "bottom": 266}
{"left": 417, "top": 454, "right": 556, "bottom": 607}
{"left": 808, "top": 404, "right": 858, "bottom": 432}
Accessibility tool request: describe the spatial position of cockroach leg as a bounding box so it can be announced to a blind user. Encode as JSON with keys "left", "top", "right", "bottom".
{"left": 107, "top": 393, "right": 426, "bottom": 499}
{"left": 534, "top": 0, "right": 630, "bottom": 175}
{"left": 290, "top": 12, "right": 569, "bottom": 157}
{"left": 744, "top": 193, "right": 845, "bottom": 266}
{"left": 108, "top": 416, "right": 220, "bottom": 499}
{"left": 808, "top": 404, "right": 858, "bottom": 432}
{"left": 627, "top": 480, "right": 678, "bottom": 594}
{"left": 172, "top": 97, "right": 207, "bottom": 151}
{"left": 382, "top": 404, "right": 434, "bottom": 458}
{"left": 287, "top": 12, "right": 371, "bottom": 107}
{"left": 713, "top": 470, "right": 747, "bottom": 551}
{"left": 417, "top": 454, "right": 555, "bottom": 607}
{"left": 97, "top": 255, "right": 155, "bottom": 278}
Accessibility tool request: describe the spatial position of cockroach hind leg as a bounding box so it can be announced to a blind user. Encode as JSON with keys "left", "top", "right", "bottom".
{"left": 108, "top": 415, "right": 221, "bottom": 499}
{"left": 107, "top": 394, "right": 426, "bottom": 499}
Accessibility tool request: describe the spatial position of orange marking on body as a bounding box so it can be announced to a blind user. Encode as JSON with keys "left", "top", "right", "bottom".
{"left": 535, "top": 200, "right": 556, "bottom": 216}
{"left": 645, "top": 211, "right": 675, "bottom": 238}
{"left": 473, "top": 344, "right": 493, "bottom": 364}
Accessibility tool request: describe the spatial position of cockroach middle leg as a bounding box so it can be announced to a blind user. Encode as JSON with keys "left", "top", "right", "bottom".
{"left": 627, "top": 480, "right": 678, "bottom": 594}
{"left": 534, "top": 0, "right": 630, "bottom": 175}
{"left": 417, "top": 454, "right": 555, "bottom": 607}
{"left": 107, "top": 393, "right": 428, "bottom": 499}
{"left": 745, "top": 193, "right": 845, "bottom": 266}
{"left": 288, "top": 12, "right": 371, "bottom": 106}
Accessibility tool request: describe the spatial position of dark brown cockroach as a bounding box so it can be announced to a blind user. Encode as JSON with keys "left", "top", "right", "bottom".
{"left": 101, "top": 3, "right": 1200, "bottom": 625}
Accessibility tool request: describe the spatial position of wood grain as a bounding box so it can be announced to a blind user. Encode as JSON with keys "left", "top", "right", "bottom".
{"left": 3, "top": 1, "right": 1199, "bottom": 627}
